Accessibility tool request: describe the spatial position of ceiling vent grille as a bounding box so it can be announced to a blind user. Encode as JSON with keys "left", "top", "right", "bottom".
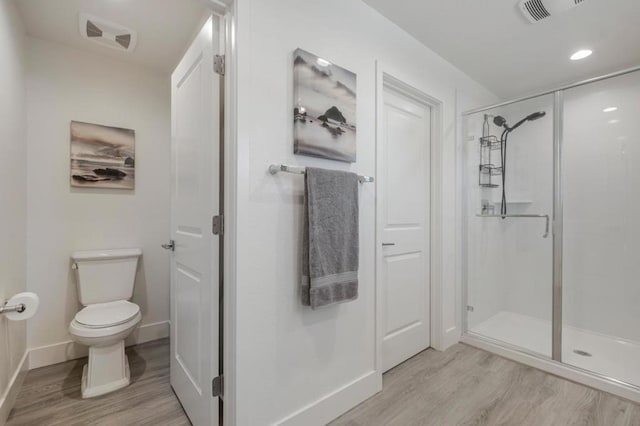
{"left": 523, "top": 0, "right": 551, "bottom": 21}
{"left": 79, "top": 13, "right": 137, "bottom": 52}
{"left": 519, "top": 0, "right": 588, "bottom": 24}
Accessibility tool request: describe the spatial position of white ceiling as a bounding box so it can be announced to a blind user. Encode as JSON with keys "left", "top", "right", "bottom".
{"left": 362, "top": 0, "right": 640, "bottom": 99}
{"left": 14, "top": 0, "right": 209, "bottom": 73}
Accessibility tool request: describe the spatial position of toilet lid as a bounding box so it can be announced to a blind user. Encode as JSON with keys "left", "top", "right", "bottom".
{"left": 75, "top": 301, "right": 140, "bottom": 328}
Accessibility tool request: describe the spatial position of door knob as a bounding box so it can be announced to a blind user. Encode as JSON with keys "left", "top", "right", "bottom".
{"left": 382, "top": 242, "right": 396, "bottom": 246}
{"left": 161, "top": 240, "right": 175, "bottom": 251}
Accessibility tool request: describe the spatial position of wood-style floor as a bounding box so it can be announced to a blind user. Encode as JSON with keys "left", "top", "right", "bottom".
{"left": 7, "top": 338, "right": 191, "bottom": 426}
{"left": 8, "top": 340, "right": 640, "bottom": 426}
{"left": 332, "top": 344, "right": 640, "bottom": 426}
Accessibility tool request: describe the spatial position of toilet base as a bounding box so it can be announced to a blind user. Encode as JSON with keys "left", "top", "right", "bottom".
{"left": 81, "top": 340, "right": 131, "bottom": 398}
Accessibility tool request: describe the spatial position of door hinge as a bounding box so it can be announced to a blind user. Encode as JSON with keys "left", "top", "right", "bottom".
{"left": 214, "top": 54, "right": 225, "bottom": 76}
{"left": 212, "top": 375, "right": 223, "bottom": 398}
{"left": 212, "top": 215, "right": 224, "bottom": 236}
{"left": 161, "top": 240, "right": 175, "bottom": 251}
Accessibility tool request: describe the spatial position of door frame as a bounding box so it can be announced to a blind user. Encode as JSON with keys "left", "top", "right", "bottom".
{"left": 185, "top": 1, "right": 237, "bottom": 425}
{"left": 374, "top": 64, "right": 444, "bottom": 379}
{"left": 218, "top": 1, "right": 237, "bottom": 425}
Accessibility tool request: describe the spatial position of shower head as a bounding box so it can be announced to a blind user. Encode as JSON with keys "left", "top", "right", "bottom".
{"left": 495, "top": 111, "right": 547, "bottom": 132}
{"left": 493, "top": 115, "right": 507, "bottom": 128}
{"left": 526, "top": 111, "right": 546, "bottom": 121}
{"left": 509, "top": 111, "right": 546, "bottom": 132}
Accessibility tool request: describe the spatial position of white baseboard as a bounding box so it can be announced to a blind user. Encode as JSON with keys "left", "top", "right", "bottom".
{"left": 28, "top": 321, "right": 170, "bottom": 370}
{"left": 0, "top": 350, "right": 29, "bottom": 425}
{"left": 126, "top": 320, "right": 170, "bottom": 346}
{"left": 441, "top": 325, "right": 460, "bottom": 350}
{"left": 275, "top": 371, "right": 379, "bottom": 426}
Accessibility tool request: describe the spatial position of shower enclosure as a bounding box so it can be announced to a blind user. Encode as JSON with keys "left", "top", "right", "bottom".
{"left": 462, "top": 68, "right": 640, "bottom": 401}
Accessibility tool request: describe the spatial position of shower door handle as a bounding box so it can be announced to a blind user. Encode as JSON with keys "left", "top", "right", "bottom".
{"left": 382, "top": 242, "right": 395, "bottom": 246}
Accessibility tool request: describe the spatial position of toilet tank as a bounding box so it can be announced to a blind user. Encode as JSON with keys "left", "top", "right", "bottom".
{"left": 71, "top": 248, "right": 142, "bottom": 306}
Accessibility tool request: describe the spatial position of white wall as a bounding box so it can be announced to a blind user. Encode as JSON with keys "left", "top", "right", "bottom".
{"left": 25, "top": 37, "right": 171, "bottom": 366}
{"left": 0, "top": 0, "right": 27, "bottom": 421}
{"left": 233, "top": 0, "right": 495, "bottom": 424}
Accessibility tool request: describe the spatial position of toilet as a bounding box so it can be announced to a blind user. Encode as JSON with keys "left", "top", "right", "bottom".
{"left": 69, "top": 248, "right": 142, "bottom": 399}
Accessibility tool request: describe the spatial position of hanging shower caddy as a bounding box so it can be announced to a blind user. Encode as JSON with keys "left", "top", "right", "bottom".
{"left": 478, "top": 114, "right": 502, "bottom": 187}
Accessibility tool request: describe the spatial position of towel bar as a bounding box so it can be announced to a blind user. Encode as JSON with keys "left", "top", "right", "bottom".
{"left": 268, "top": 164, "right": 374, "bottom": 183}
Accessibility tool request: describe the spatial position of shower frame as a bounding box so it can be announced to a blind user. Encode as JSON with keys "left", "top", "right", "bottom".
{"left": 460, "top": 64, "right": 640, "bottom": 403}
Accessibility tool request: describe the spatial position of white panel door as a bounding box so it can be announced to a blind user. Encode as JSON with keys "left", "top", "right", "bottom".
{"left": 170, "top": 15, "right": 220, "bottom": 426}
{"left": 381, "top": 87, "right": 431, "bottom": 372}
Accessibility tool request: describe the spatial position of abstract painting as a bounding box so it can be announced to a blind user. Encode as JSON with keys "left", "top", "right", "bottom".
{"left": 293, "top": 48, "right": 356, "bottom": 163}
{"left": 70, "top": 121, "right": 135, "bottom": 189}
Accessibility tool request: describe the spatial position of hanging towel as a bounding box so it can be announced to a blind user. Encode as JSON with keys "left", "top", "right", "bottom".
{"left": 301, "top": 167, "right": 359, "bottom": 309}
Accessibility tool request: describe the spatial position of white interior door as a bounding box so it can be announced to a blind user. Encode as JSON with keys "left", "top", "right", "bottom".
{"left": 380, "top": 85, "right": 431, "bottom": 372}
{"left": 170, "top": 15, "right": 220, "bottom": 426}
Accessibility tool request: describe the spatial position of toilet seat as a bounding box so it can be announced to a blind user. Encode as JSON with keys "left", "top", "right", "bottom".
{"left": 70, "top": 300, "right": 141, "bottom": 341}
{"left": 75, "top": 300, "right": 140, "bottom": 328}
{"left": 70, "top": 311, "right": 141, "bottom": 340}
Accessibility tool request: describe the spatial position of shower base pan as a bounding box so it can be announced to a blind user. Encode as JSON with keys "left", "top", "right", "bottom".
{"left": 463, "top": 311, "right": 640, "bottom": 403}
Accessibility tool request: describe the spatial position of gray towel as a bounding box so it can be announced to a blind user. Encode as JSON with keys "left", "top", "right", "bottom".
{"left": 301, "top": 167, "right": 359, "bottom": 309}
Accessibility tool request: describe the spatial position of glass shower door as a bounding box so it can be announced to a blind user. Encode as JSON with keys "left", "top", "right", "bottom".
{"left": 561, "top": 70, "right": 640, "bottom": 387}
{"left": 464, "top": 94, "right": 555, "bottom": 357}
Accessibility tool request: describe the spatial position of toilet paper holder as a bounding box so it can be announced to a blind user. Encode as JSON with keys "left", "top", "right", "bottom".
{"left": 0, "top": 302, "right": 26, "bottom": 315}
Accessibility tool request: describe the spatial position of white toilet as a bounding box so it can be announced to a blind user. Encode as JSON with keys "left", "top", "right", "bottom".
{"left": 69, "top": 248, "right": 142, "bottom": 398}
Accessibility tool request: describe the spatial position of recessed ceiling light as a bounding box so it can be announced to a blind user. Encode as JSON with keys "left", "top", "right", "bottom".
{"left": 570, "top": 49, "right": 592, "bottom": 61}
{"left": 603, "top": 107, "right": 618, "bottom": 113}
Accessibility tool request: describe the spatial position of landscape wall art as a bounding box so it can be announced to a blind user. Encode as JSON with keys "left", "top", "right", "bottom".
{"left": 293, "top": 48, "right": 357, "bottom": 163}
{"left": 70, "top": 121, "right": 135, "bottom": 189}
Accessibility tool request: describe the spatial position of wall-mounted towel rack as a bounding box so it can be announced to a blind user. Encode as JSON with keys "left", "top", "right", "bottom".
{"left": 476, "top": 213, "right": 550, "bottom": 238}
{"left": 269, "top": 164, "right": 374, "bottom": 183}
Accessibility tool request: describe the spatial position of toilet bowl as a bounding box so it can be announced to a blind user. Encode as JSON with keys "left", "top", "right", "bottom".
{"left": 69, "top": 248, "right": 142, "bottom": 398}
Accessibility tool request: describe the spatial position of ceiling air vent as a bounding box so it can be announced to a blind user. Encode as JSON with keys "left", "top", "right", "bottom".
{"left": 519, "top": 0, "right": 588, "bottom": 23}
{"left": 522, "top": 0, "right": 551, "bottom": 21}
{"left": 79, "top": 13, "right": 137, "bottom": 52}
